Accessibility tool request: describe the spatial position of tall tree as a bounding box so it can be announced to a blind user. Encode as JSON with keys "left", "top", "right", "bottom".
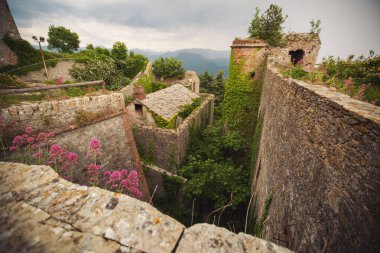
{"left": 111, "top": 41, "right": 128, "bottom": 60}
{"left": 248, "top": 4, "right": 287, "bottom": 46}
{"left": 47, "top": 25, "right": 80, "bottom": 53}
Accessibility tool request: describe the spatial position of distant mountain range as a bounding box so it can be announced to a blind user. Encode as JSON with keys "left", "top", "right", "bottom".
{"left": 35, "top": 46, "right": 230, "bottom": 76}
{"left": 132, "top": 48, "right": 230, "bottom": 77}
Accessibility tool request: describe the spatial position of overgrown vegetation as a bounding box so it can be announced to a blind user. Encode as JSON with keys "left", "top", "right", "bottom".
{"left": 0, "top": 73, "right": 26, "bottom": 89}
{"left": 179, "top": 119, "right": 250, "bottom": 230}
{"left": 222, "top": 53, "right": 264, "bottom": 141}
{"left": 248, "top": 4, "right": 287, "bottom": 46}
{"left": 153, "top": 174, "right": 191, "bottom": 225}
{"left": 282, "top": 52, "right": 380, "bottom": 106}
{"left": 1, "top": 34, "right": 61, "bottom": 75}
{"left": 253, "top": 192, "right": 274, "bottom": 236}
{"left": 152, "top": 57, "right": 185, "bottom": 79}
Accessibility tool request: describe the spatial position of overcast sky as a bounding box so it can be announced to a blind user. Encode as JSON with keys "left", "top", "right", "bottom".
{"left": 8, "top": 0, "right": 380, "bottom": 61}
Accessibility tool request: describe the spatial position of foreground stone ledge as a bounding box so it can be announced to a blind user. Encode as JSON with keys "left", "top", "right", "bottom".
{"left": 0, "top": 162, "right": 293, "bottom": 253}
{"left": 176, "top": 224, "right": 293, "bottom": 253}
{"left": 0, "top": 162, "right": 184, "bottom": 253}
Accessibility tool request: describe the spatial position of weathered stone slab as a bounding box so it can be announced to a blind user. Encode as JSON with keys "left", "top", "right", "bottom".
{"left": 0, "top": 162, "right": 184, "bottom": 253}
{"left": 73, "top": 188, "right": 185, "bottom": 253}
{"left": 0, "top": 201, "right": 121, "bottom": 253}
{"left": 176, "top": 223, "right": 293, "bottom": 253}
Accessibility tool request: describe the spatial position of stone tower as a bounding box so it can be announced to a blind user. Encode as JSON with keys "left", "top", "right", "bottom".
{"left": 0, "top": 0, "right": 21, "bottom": 68}
{"left": 230, "top": 38, "right": 269, "bottom": 81}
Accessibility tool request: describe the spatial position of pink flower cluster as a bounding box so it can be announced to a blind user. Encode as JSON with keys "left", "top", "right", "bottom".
{"left": 55, "top": 77, "right": 64, "bottom": 85}
{"left": 48, "top": 144, "right": 78, "bottom": 180}
{"left": 87, "top": 137, "right": 102, "bottom": 159}
{"left": 103, "top": 169, "right": 142, "bottom": 199}
{"left": 9, "top": 127, "right": 54, "bottom": 154}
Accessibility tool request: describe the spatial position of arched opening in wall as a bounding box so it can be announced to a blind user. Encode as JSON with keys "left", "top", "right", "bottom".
{"left": 250, "top": 71, "right": 256, "bottom": 79}
{"left": 289, "top": 49, "right": 305, "bottom": 65}
{"left": 134, "top": 104, "right": 143, "bottom": 117}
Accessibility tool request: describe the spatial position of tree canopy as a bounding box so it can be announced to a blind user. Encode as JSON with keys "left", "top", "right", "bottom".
{"left": 152, "top": 57, "right": 185, "bottom": 79}
{"left": 248, "top": 4, "right": 287, "bottom": 46}
{"left": 47, "top": 25, "right": 80, "bottom": 53}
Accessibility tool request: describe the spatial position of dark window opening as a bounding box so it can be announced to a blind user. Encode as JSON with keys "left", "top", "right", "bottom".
{"left": 134, "top": 104, "right": 143, "bottom": 116}
{"left": 289, "top": 49, "right": 305, "bottom": 65}
{"left": 250, "top": 71, "right": 256, "bottom": 79}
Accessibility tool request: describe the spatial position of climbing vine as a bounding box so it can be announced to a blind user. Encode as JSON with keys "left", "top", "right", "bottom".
{"left": 222, "top": 52, "right": 264, "bottom": 141}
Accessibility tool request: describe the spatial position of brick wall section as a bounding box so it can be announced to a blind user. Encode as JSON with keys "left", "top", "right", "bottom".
{"left": 133, "top": 94, "right": 214, "bottom": 173}
{"left": 1, "top": 93, "right": 125, "bottom": 141}
{"left": 0, "top": 0, "right": 21, "bottom": 67}
{"left": 252, "top": 63, "right": 380, "bottom": 253}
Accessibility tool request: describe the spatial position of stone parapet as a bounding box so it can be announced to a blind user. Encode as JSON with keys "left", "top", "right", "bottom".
{"left": 251, "top": 62, "right": 380, "bottom": 252}
{"left": 0, "top": 162, "right": 293, "bottom": 253}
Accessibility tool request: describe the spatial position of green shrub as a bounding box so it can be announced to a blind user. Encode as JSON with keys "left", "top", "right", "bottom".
{"left": 124, "top": 95, "right": 134, "bottom": 105}
{"left": 152, "top": 57, "right": 185, "bottom": 79}
{"left": 0, "top": 73, "right": 26, "bottom": 89}
{"left": 178, "top": 98, "right": 201, "bottom": 119}
{"left": 66, "top": 87, "right": 85, "bottom": 97}
{"left": 70, "top": 57, "right": 129, "bottom": 90}
{"left": 119, "top": 53, "right": 148, "bottom": 78}
{"left": 282, "top": 65, "right": 308, "bottom": 79}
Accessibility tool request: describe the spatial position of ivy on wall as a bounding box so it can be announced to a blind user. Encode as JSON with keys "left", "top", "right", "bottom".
{"left": 151, "top": 98, "right": 202, "bottom": 129}
{"left": 222, "top": 52, "right": 262, "bottom": 141}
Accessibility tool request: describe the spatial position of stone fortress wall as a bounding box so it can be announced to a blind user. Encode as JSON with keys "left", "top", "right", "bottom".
{"left": 133, "top": 93, "right": 214, "bottom": 173}
{"left": 0, "top": 92, "right": 150, "bottom": 200}
{"left": 251, "top": 61, "right": 380, "bottom": 253}
{"left": 0, "top": 162, "right": 292, "bottom": 253}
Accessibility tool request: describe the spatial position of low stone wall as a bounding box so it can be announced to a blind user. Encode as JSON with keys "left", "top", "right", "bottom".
{"left": 133, "top": 94, "right": 214, "bottom": 173}
{"left": 252, "top": 64, "right": 380, "bottom": 253}
{"left": 0, "top": 162, "right": 292, "bottom": 253}
{"left": 19, "top": 60, "right": 80, "bottom": 82}
{"left": 144, "top": 163, "right": 186, "bottom": 196}
{"left": 1, "top": 92, "right": 124, "bottom": 141}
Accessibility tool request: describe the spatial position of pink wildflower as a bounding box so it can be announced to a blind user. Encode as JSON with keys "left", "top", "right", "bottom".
{"left": 31, "top": 143, "right": 40, "bottom": 149}
{"left": 88, "top": 164, "right": 101, "bottom": 174}
{"left": 110, "top": 171, "right": 121, "bottom": 181}
{"left": 22, "top": 134, "right": 28, "bottom": 139}
{"left": 126, "top": 171, "right": 139, "bottom": 188}
{"left": 343, "top": 79, "right": 352, "bottom": 86}
{"left": 9, "top": 146, "right": 16, "bottom": 151}
{"left": 27, "top": 137, "right": 35, "bottom": 144}
{"left": 121, "top": 169, "right": 128, "bottom": 176}
{"left": 130, "top": 187, "right": 142, "bottom": 199}
{"left": 104, "top": 171, "right": 111, "bottom": 177}
{"left": 47, "top": 132, "right": 55, "bottom": 138}
{"left": 89, "top": 138, "right": 101, "bottom": 149}
{"left": 49, "top": 144, "right": 63, "bottom": 156}
{"left": 33, "top": 151, "right": 43, "bottom": 158}
{"left": 37, "top": 132, "right": 47, "bottom": 142}
{"left": 25, "top": 127, "right": 33, "bottom": 134}
{"left": 12, "top": 135, "right": 22, "bottom": 145}
{"left": 66, "top": 152, "right": 79, "bottom": 162}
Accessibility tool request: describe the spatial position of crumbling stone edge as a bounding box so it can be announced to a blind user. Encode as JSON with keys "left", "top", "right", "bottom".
{"left": 0, "top": 162, "right": 292, "bottom": 253}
